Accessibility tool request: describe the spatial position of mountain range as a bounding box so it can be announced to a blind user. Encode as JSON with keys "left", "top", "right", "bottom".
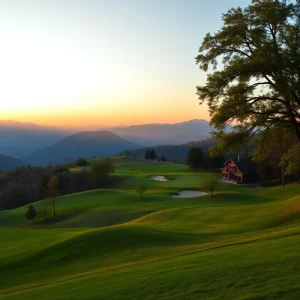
{"left": 0, "top": 119, "right": 214, "bottom": 158}
{"left": 0, "top": 119, "right": 217, "bottom": 167}
{"left": 24, "top": 131, "right": 140, "bottom": 166}
{"left": 109, "top": 119, "right": 212, "bottom": 146}
{"left": 0, "top": 154, "right": 25, "bottom": 170}
{"left": 0, "top": 120, "right": 71, "bottom": 158}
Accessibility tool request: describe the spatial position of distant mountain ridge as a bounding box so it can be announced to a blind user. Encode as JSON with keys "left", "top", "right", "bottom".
{"left": 24, "top": 131, "right": 141, "bottom": 166}
{"left": 0, "top": 120, "right": 72, "bottom": 158}
{"left": 0, "top": 154, "right": 26, "bottom": 170}
{"left": 109, "top": 119, "right": 213, "bottom": 146}
{"left": 0, "top": 119, "right": 216, "bottom": 159}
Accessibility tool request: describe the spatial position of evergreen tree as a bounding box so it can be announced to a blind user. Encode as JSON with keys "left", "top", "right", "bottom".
{"left": 150, "top": 149, "right": 157, "bottom": 161}
{"left": 144, "top": 149, "right": 150, "bottom": 160}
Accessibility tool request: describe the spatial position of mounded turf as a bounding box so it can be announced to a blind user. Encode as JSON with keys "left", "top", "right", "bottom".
{"left": 0, "top": 156, "right": 300, "bottom": 299}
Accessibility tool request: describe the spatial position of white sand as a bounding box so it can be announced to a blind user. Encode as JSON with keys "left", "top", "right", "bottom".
{"left": 150, "top": 175, "right": 168, "bottom": 182}
{"left": 171, "top": 190, "right": 207, "bottom": 198}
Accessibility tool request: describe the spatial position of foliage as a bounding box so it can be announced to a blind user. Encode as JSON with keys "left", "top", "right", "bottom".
{"left": 90, "top": 157, "right": 115, "bottom": 186}
{"left": 196, "top": 0, "right": 300, "bottom": 151}
{"left": 150, "top": 150, "right": 157, "bottom": 160}
{"left": 186, "top": 147, "right": 205, "bottom": 171}
{"left": 134, "top": 184, "right": 148, "bottom": 200}
{"left": 76, "top": 158, "right": 88, "bottom": 167}
{"left": 204, "top": 152, "right": 224, "bottom": 170}
{"left": 0, "top": 159, "right": 120, "bottom": 211}
{"left": 144, "top": 149, "right": 151, "bottom": 160}
{"left": 38, "top": 206, "right": 52, "bottom": 221}
{"left": 132, "top": 139, "right": 217, "bottom": 162}
{"left": 200, "top": 175, "right": 219, "bottom": 197}
{"left": 25, "top": 204, "right": 37, "bottom": 224}
{"left": 251, "top": 125, "right": 296, "bottom": 185}
{"left": 160, "top": 155, "right": 167, "bottom": 162}
{"left": 280, "top": 144, "right": 300, "bottom": 179}
{"left": 144, "top": 149, "right": 157, "bottom": 160}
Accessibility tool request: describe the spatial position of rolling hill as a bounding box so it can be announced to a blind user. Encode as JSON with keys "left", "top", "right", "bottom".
{"left": 1, "top": 157, "right": 300, "bottom": 299}
{"left": 0, "top": 154, "right": 25, "bottom": 170}
{"left": 24, "top": 131, "right": 141, "bottom": 166}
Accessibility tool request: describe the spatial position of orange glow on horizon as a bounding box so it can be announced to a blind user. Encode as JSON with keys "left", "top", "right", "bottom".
{"left": 1, "top": 101, "right": 210, "bottom": 128}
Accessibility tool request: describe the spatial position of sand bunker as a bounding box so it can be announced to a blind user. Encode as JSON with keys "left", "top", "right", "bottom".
{"left": 171, "top": 190, "right": 207, "bottom": 198}
{"left": 150, "top": 176, "right": 168, "bottom": 182}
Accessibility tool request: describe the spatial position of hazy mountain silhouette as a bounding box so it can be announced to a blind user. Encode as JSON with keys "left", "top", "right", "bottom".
{"left": 109, "top": 119, "right": 213, "bottom": 146}
{"left": 0, "top": 154, "right": 26, "bottom": 170}
{"left": 0, "top": 120, "right": 72, "bottom": 158}
{"left": 24, "top": 131, "right": 141, "bottom": 166}
{"left": 0, "top": 119, "right": 221, "bottom": 159}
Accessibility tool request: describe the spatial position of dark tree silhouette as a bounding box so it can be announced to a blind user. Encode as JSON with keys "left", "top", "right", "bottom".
{"left": 196, "top": 0, "right": 300, "bottom": 152}
{"left": 186, "top": 147, "right": 205, "bottom": 171}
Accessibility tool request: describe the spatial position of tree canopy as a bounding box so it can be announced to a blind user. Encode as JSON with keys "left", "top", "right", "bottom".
{"left": 186, "top": 147, "right": 205, "bottom": 171}
{"left": 25, "top": 204, "right": 37, "bottom": 224}
{"left": 134, "top": 184, "right": 148, "bottom": 200}
{"left": 196, "top": 0, "right": 300, "bottom": 150}
{"left": 90, "top": 157, "right": 115, "bottom": 186}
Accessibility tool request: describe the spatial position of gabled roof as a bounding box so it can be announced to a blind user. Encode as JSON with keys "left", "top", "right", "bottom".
{"left": 224, "top": 157, "right": 256, "bottom": 175}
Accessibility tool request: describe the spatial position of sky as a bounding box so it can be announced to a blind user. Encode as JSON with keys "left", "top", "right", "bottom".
{"left": 0, "top": 0, "right": 251, "bottom": 127}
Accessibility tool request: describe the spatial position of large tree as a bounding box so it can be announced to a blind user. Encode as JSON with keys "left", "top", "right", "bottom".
{"left": 252, "top": 124, "right": 296, "bottom": 186}
{"left": 186, "top": 147, "right": 205, "bottom": 171}
{"left": 90, "top": 157, "right": 115, "bottom": 186}
{"left": 196, "top": 0, "right": 300, "bottom": 150}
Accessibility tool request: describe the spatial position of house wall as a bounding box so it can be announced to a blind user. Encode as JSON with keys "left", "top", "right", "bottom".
{"left": 222, "top": 160, "right": 243, "bottom": 183}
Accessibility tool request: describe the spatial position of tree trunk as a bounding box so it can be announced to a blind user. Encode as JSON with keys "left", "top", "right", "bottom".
{"left": 52, "top": 197, "right": 56, "bottom": 216}
{"left": 281, "top": 166, "right": 285, "bottom": 188}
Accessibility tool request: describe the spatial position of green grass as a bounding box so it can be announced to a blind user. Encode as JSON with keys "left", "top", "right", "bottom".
{"left": 0, "top": 156, "right": 300, "bottom": 299}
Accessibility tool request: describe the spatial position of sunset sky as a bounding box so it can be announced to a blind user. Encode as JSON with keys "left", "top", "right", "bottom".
{"left": 0, "top": 0, "right": 250, "bottom": 127}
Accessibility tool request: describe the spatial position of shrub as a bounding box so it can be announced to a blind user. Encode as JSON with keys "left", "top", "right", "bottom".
{"left": 25, "top": 204, "right": 37, "bottom": 224}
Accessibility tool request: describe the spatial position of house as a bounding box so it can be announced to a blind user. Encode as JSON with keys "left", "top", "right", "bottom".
{"left": 220, "top": 156, "right": 257, "bottom": 184}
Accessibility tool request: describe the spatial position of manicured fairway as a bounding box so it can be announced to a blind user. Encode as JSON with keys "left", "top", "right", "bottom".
{"left": 0, "top": 157, "right": 300, "bottom": 299}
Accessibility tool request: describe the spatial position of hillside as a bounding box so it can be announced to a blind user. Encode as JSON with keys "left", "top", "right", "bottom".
{"left": 127, "top": 138, "right": 218, "bottom": 161}
{"left": 24, "top": 131, "right": 141, "bottom": 166}
{"left": 0, "top": 120, "right": 71, "bottom": 158}
{"left": 0, "top": 157, "right": 300, "bottom": 299}
{"left": 0, "top": 154, "right": 25, "bottom": 170}
{"left": 110, "top": 119, "right": 214, "bottom": 146}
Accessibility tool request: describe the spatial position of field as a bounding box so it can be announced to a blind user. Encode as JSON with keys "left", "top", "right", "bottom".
{"left": 1, "top": 157, "right": 300, "bottom": 299}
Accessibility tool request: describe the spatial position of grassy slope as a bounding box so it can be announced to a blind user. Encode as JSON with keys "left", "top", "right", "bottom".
{"left": 1, "top": 157, "right": 300, "bottom": 299}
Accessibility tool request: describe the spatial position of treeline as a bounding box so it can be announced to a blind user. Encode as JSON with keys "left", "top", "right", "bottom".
{"left": 144, "top": 149, "right": 166, "bottom": 162}
{"left": 252, "top": 125, "right": 300, "bottom": 186}
{"left": 121, "top": 138, "right": 218, "bottom": 163}
{"left": 0, "top": 157, "right": 115, "bottom": 211}
{"left": 186, "top": 147, "right": 224, "bottom": 171}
